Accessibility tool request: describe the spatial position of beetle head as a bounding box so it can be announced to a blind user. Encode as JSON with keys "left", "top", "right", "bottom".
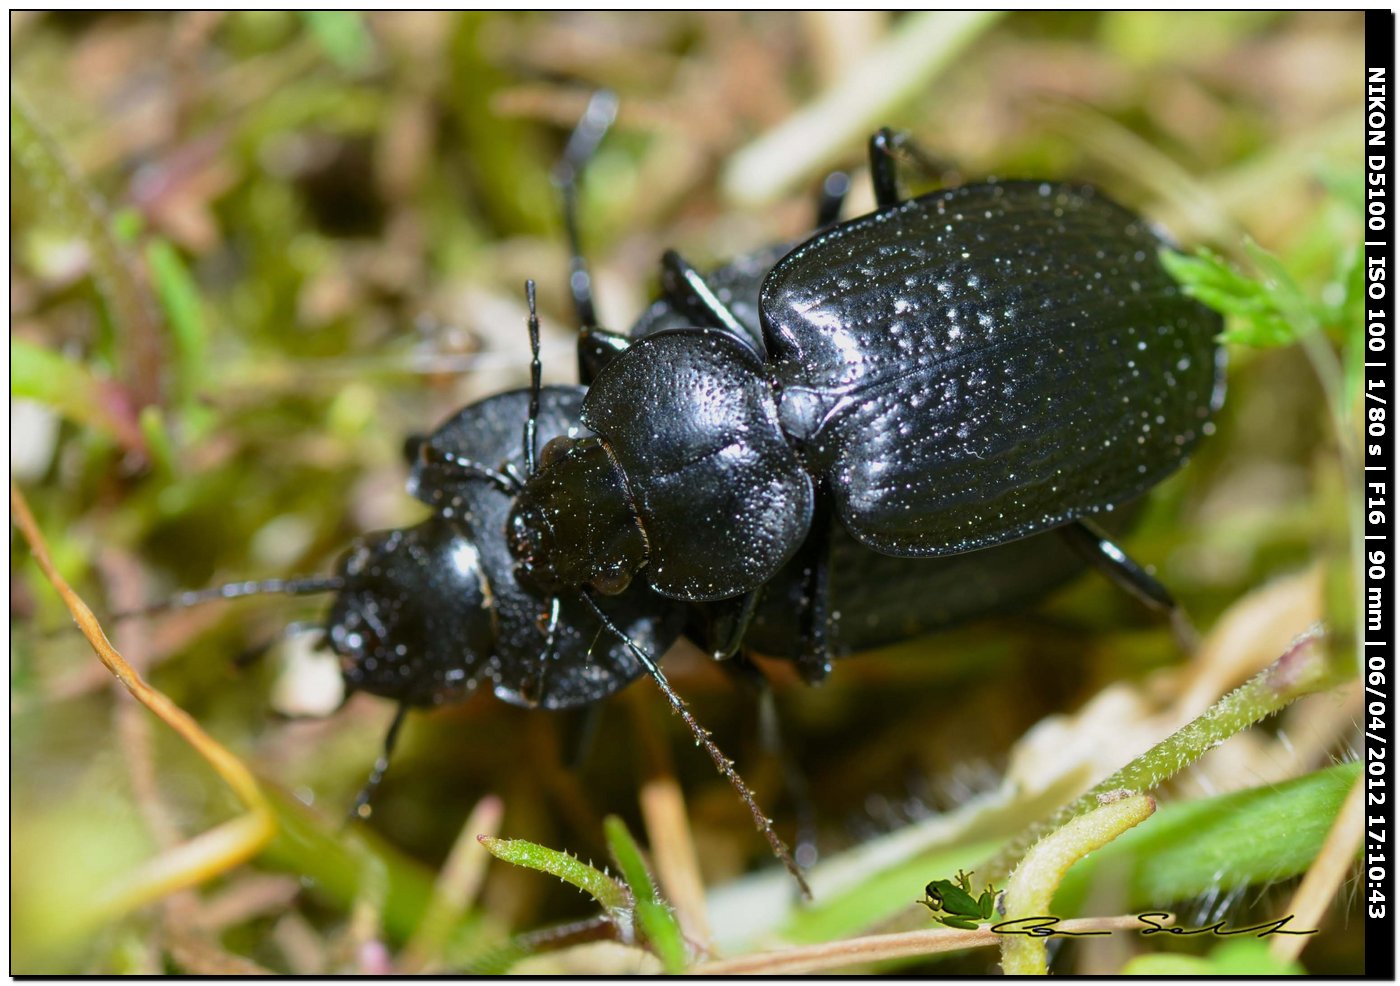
{"left": 326, "top": 515, "right": 496, "bottom": 707}
{"left": 507, "top": 436, "right": 647, "bottom": 596}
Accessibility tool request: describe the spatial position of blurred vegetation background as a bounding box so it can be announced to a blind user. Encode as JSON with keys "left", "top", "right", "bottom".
{"left": 11, "top": 11, "right": 1366, "bottom": 974}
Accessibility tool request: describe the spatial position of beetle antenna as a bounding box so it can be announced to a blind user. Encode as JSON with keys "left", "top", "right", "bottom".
{"left": 524, "top": 279, "right": 542, "bottom": 476}
{"left": 553, "top": 89, "right": 618, "bottom": 332}
{"left": 104, "top": 575, "right": 345, "bottom": 624}
{"left": 349, "top": 702, "right": 410, "bottom": 822}
{"left": 579, "top": 590, "right": 811, "bottom": 899}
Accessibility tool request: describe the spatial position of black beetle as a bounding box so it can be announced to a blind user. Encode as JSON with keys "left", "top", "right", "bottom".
{"left": 506, "top": 156, "right": 1227, "bottom": 687}
{"left": 103, "top": 101, "right": 1223, "bottom": 894}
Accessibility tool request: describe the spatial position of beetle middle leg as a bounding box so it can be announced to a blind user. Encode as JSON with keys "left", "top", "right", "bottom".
{"left": 552, "top": 90, "right": 618, "bottom": 338}
{"left": 1058, "top": 519, "right": 1199, "bottom": 651}
{"left": 549, "top": 89, "right": 633, "bottom": 385}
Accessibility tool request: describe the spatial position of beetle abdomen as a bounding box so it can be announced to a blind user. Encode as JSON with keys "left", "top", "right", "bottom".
{"left": 760, "top": 181, "right": 1224, "bottom": 557}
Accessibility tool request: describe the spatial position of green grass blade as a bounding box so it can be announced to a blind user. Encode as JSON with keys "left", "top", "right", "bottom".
{"left": 604, "top": 817, "right": 687, "bottom": 973}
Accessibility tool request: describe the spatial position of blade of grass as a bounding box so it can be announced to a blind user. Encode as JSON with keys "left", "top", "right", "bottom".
{"left": 479, "top": 834, "right": 632, "bottom": 938}
{"left": 10, "top": 481, "right": 274, "bottom": 924}
{"left": 979, "top": 625, "right": 1349, "bottom": 886}
{"left": 604, "top": 817, "right": 687, "bottom": 974}
{"left": 721, "top": 11, "right": 1002, "bottom": 206}
{"left": 11, "top": 339, "right": 148, "bottom": 455}
{"left": 1270, "top": 771, "right": 1365, "bottom": 964}
{"left": 144, "top": 239, "right": 209, "bottom": 412}
{"left": 12, "top": 90, "right": 164, "bottom": 410}
{"left": 399, "top": 794, "right": 503, "bottom": 974}
{"left": 1050, "top": 761, "right": 1361, "bottom": 914}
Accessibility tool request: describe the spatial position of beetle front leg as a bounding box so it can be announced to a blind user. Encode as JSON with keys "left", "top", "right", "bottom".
{"left": 659, "top": 250, "right": 763, "bottom": 358}
{"left": 348, "top": 703, "right": 410, "bottom": 821}
{"left": 1058, "top": 520, "right": 1198, "bottom": 651}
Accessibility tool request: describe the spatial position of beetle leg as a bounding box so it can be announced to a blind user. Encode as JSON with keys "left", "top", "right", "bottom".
{"left": 793, "top": 497, "right": 834, "bottom": 684}
{"left": 869, "top": 128, "right": 905, "bottom": 207}
{"left": 814, "top": 170, "right": 851, "bottom": 228}
{"left": 348, "top": 702, "right": 410, "bottom": 822}
{"left": 552, "top": 89, "right": 619, "bottom": 354}
{"left": 580, "top": 591, "right": 811, "bottom": 897}
{"left": 577, "top": 326, "right": 632, "bottom": 383}
{"left": 721, "top": 652, "right": 821, "bottom": 870}
{"left": 706, "top": 590, "right": 762, "bottom": 661}
{"left": 1058, "top": 520, "right": 1199, "bottom": 651}
{"left": 659, "top": 250, "right": 763, "bottom": 358}
{"left": 868, "top": 128, "right": 957, "bottom": 207}
{"left": 522, "top": 595, "right": 564, "bottom": 707}
{"left": 523, "top": 279, "right": 543, "bottom": 475}
{"left": 233, "top": 618, "right": 323, "bottom": 670}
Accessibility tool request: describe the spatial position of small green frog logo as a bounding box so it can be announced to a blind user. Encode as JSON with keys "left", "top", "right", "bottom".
{"left": 919, "top": 869, "right": 1001, "bottom": 931}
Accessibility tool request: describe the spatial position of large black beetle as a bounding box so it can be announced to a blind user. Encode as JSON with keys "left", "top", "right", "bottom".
{"left": 507, "top": 173, "right": 1226, "bottom": 685}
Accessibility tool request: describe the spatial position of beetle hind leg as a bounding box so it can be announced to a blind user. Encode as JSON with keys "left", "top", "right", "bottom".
{"left": 1058, "top": 520, "right": 1199, "bottom": 652}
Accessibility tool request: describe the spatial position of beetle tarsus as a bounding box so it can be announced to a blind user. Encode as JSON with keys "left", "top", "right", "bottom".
{"left": 348, "top": 703, "right": 410, "bottom": 823}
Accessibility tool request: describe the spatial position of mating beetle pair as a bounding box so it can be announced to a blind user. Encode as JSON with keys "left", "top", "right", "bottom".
{"left": 118, "top": 94, "right": 1225, "bottom": 891}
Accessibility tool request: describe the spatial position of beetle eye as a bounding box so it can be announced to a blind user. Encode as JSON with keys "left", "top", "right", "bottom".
{"left": 539, "top": 436, "right": 573, "bottom": 469}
